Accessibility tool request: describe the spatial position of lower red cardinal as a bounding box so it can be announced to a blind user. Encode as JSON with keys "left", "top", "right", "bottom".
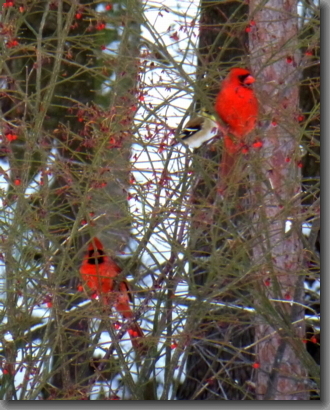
{"left": 215, "top": 67, "right": 259, "bottom": 189}
{"left": 79, "top": 237, "right": 146, "bottom": 354}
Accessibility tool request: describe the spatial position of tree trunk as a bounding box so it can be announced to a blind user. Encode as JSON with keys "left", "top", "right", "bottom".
{"left": 248, "top": 0, "right": 311, "bottom": 400}
{"left": 177, "top": 0, "right": 255, "bottom": 400}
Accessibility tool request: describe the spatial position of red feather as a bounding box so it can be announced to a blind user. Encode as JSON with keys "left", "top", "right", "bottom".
{"left": 215, "top": 68, "right": 258, "bottom": 183}
{"left": 79, "top": 238, "right": 145, "bottom": 353}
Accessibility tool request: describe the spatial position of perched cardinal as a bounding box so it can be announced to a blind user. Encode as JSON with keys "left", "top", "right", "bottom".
{"left": 170, "top": 111, "right": 219, "bottom": 149}
{"left": 215, "top": 67, "right": 258, "bottom": 185}
{"left": 79, "top": 238, "right": 145, "bottom": 354}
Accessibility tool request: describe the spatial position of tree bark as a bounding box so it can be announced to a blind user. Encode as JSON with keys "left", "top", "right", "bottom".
{"left": 248, "top": 0, "right": 311, "bottom": 400}
{"left": 177, "top": 0, "right": 255, "bottom": 400}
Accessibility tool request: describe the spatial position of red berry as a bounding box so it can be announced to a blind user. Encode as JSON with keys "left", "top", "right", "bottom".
{"left": 6, "top": 133, "right": 18, "bottom": 142}
{"left": 128, "top": 329, "right": 138, "bottom": 337}
{"left": 96, "top": 22, "right": 106, "bottom": 30}
{"left": 245, "top": 26, "right": 251, "bottom": 33}
{"left": 252, "top": 362, "right": 260, "bottom": 369}
{"left": 284, "top": 292, "right": 291, "bottom": 300}
{"left": 14, "top": 178, "right": 21, "bottom": 186}
{"left": 310, "top": 336, "right": 318, "bottom": 344}
{"left": 105, "top": 4, "right": 113, "bottom": 11}
{"left": 252, "top": 140, "right": 263, "bottom": 149}
{"left": 75, "top": 13, "right": 82, "bottom": 19}
{"left": 170, "top": 32, "right": 179, "bottom": 41}
{"left": 6, "top": 40, "right": 19, "bottom": 48}
{"left": 286, "top": 56, "right": 293, "bottom": 64}
{"left": 114, "top": 322, "right": 121, "bottom": 330}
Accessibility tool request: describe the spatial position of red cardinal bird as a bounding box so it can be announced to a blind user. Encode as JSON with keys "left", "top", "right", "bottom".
{"left": 215, "top": 67, "right": 258, "bottom": 186}
{"left": 79, "top": 238, "right": 145, "bottom": 353}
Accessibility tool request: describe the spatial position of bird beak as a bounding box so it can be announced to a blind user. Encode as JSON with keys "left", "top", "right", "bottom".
{"left": 243, "top": 75, "right": 255, "bottom": 85}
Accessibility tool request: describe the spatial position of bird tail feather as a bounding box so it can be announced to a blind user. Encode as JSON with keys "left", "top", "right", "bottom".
{"left": 218, "top": 136, "right": 243, "bottom": 193}
{"left": 128, "top": 322, "right": 148, "bottom": 355}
